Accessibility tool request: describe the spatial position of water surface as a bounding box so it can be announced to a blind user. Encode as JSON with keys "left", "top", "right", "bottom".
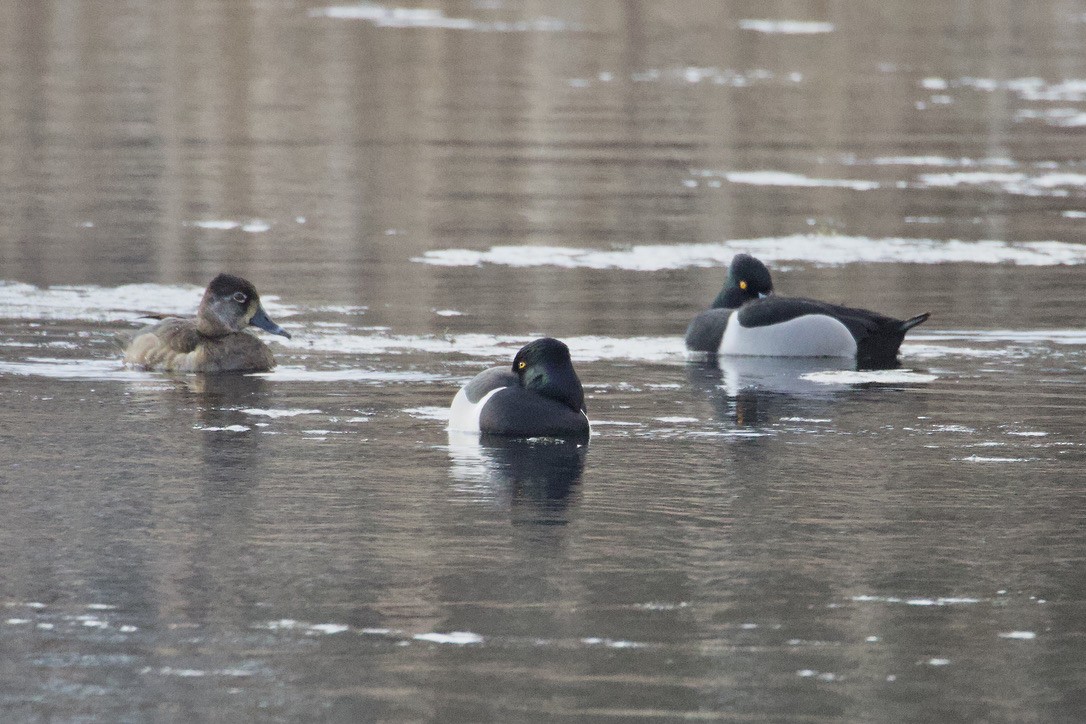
{"left": 2, "top": 1, "right": 1086, "bottom": 721}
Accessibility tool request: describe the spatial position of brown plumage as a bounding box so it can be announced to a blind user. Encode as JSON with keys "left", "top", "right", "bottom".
{"left": 121, "top": 274, "right": 291, "bottom": 373}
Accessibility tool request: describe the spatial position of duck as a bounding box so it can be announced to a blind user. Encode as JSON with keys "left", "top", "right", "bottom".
{"left": 449, "top": 337, "right": 590, "bottom": 438}
{"left": 122, "top": 273, "right": 291, "bottom": 373}
{"left": 685, "top": 253, "right": 930, "bottom": 368}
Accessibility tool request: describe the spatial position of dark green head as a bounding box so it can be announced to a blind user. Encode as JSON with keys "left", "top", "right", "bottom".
{"left": 711, "top": 253, "right": 774, "bottom": 309}
{"left": 198, "top": 273, "right": 291, "bottom": 339}
{"left": 512, "top": 337, "right": 585, "bottom": 413}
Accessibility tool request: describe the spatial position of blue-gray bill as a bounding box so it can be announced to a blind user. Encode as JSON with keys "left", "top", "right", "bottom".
{"left": 249, "top": 305, "right": 291, "bottom": 338}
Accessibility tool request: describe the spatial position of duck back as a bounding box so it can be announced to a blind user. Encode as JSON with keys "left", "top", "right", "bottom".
{"left": 124, "top": 318, "right": 275, "bottom": 373}
{"left": 735, "top": 297, "right": 929, "bottom": 368}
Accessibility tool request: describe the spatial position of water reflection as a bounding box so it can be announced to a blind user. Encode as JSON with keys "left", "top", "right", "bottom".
{"left": 686, "top": 356, "right": 852, "bottom": 428}
{"left": 166, "top": 373, "right": 271, "bottom": 624}
{"left": 446, "top": 433, "right": 587, "bottom": 524}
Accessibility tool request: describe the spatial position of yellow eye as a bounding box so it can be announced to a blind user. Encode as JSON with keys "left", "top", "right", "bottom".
{"left": 517, "top": 361, "right": 527, "bottom": 369}
{"left": 739, "top": 280, "right": 748, "bottom": 290}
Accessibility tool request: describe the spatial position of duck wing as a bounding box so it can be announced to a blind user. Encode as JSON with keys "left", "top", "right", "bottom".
{"left": 738, "top": 297, "right": 929, "bottom": 367}
{"left": 460, "top": 367, "right": 518, "bottom": 403}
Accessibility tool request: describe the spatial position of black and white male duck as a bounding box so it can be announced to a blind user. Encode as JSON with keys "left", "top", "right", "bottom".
{"left": 122, "top": 273, "right": 291, "bottom": 373}
{"left": 449, "top": 337, "right": 590, "bottom": 439}
{"left": 685, "top": 254, "right": 930, "bottom": 368}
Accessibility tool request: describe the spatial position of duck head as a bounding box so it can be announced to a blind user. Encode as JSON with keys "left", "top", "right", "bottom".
{"left": 196, "top": 273, "right": 291, "bottom": 339}
{"left": 512, "top": 337, "right": 585, "bottom": 413}
{"left": 711, "top": 253, "right": 773, "bottom": 309}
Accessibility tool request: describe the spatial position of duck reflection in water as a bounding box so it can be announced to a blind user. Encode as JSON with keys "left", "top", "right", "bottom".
{"left": 190, "top": 373, "right": 271, "bottom": 493}
{"left": 686, "top": 356, "right": 854, "bottom": 429}
{"left": 447, "top": 433, "right": 587, "bottom": 525}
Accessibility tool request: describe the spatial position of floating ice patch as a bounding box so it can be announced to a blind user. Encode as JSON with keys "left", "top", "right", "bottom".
{"left": 953, "top": 76, "right": 1086, "bottom": 102}
{"left": 0, "top": 358, "right": 155, "bottom": 381}
{"left": 313, "top": 304, "right": 369, "bottom": 315}
{"left": 309, "top": 623, "right": 349, "bottom": 635}
{"left": 78, "top": 615, "right": 109, "bottom": 628}
{"left": 917, "top": 171, "right": 1086, "bottom": 197}
{"left": 865, "top": 155, "right": 1018, "bottom": 168}
{"left": 625, "top": 66, "right": 775, "bottom": 87}
{"left": 739, "top": 19, "right": 835, "bottom": 34}
{"left": 276, "top": 330, "right": 685, "bottom": 363}
{"left": 930, "top": 424, "right": 975, "bottom": 433}
{"left": 655, "top": 416, "right": 700, "bottom": 423}
{"left": 0, "top": 281, "right": 296, "bottom": 322}
{"left": 256, "top": 367, "right": 445, "bottom": 383}
{"left": 155, "top": 667, "right": 206, "bottom": 677}
{"left": 916, "top": 329, "right": 1086, "bottom": 346}
{"left": 433, "top": 309, "right": 463, "bottom": 317}
{"left": 802, "top": 370, "right": 938, "bottom": 385}
{"left": 721, "top": 171, "right": 879, "bottom": 191}
{"left": 404, "top": 406, "right": 451, "bottom": 421}
{"left": 310, "top": 4, "right": 580, "bottom": 32}
{"left": 580, "top": 637, "right": 647, "bottom": 649}
{"left": 567, "top": 335, "right": 684, "bottom": 363}
{"left": 241, "top": 408, "right": 322, "bottom": 418}
{"left": 242, "top": 220, "right": 271, "bottom": 233}
{"left": 413, "top": 631, "right": 484, "bottom": 645}
{"left": 634, "top": 602, "right": 689, "bottom": 611}
{"left": 275, "top": 330, "right": 522, "bottom": 357}
{"left": 1015, "top": 108, "right": 1086, "bottom": 128}
{"left": 925, "top": 658, "right": 951, "bottom": 666}
{"left": 198, "top": 425, "right": 251, "bottom": 432}
{"left": 852, "top": 595, "right": 981, "bottom": 606}
{"left": 191, "top": 220, "right": 240, "bottom": 230}
{"left": 998, "top": 631, "right": 1036, "bottom": 640}
{"left": 412, "top": 236, "right": 1086, "bottom": 270}
{"left": 901, "top": 342, "right": 1016, "bottom": 360}
{"left": 675, "top": 429, "right": 770, "bottom": 439}
{"left": 960, "top": 455, "right": 1033, "bottom": 463}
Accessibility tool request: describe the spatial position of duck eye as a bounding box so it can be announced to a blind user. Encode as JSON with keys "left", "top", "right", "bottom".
{"left": 232, "top": 292, "right": 248, "bottom": 304}
{"left": 517, "top": 361, "right": 527, "bottom": 370}
{"left": 739, "top": 280, "right": 748, "bottom": 290}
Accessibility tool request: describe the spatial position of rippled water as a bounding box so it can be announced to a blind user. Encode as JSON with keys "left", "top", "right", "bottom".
{"left": 2, "top": 1, "right": 1086, "bottom": 721}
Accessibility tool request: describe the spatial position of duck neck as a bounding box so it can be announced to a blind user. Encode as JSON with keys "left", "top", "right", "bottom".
{"left": 195, "top": 303, "right": 234, "bottom": 337}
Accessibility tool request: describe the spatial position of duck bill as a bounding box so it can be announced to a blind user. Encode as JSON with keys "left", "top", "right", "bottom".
{"left": 249, "top": 305, "right": 291, "bottom": 338}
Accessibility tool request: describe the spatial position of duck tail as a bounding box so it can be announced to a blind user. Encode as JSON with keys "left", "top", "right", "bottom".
{"left": 899, "top": 312, "right": 930, "bottom": 333}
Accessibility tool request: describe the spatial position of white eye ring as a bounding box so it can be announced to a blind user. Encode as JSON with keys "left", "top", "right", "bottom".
{"left": 232, "top": 291, "right": 248, "bottom": 304}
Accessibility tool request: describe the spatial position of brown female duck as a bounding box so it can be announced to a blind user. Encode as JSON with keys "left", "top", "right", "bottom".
{"left": 122, "top": 273, "right": 291, "bottom": 373}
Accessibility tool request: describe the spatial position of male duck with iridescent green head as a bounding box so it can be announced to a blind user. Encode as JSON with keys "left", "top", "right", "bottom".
{"left": 122, "top": 273, "right": 291, "bottom": 373}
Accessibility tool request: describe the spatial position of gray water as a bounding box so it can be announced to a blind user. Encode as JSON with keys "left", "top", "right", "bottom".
{"left": 2, "top": 1, "right": 1086, "bottom": 721}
